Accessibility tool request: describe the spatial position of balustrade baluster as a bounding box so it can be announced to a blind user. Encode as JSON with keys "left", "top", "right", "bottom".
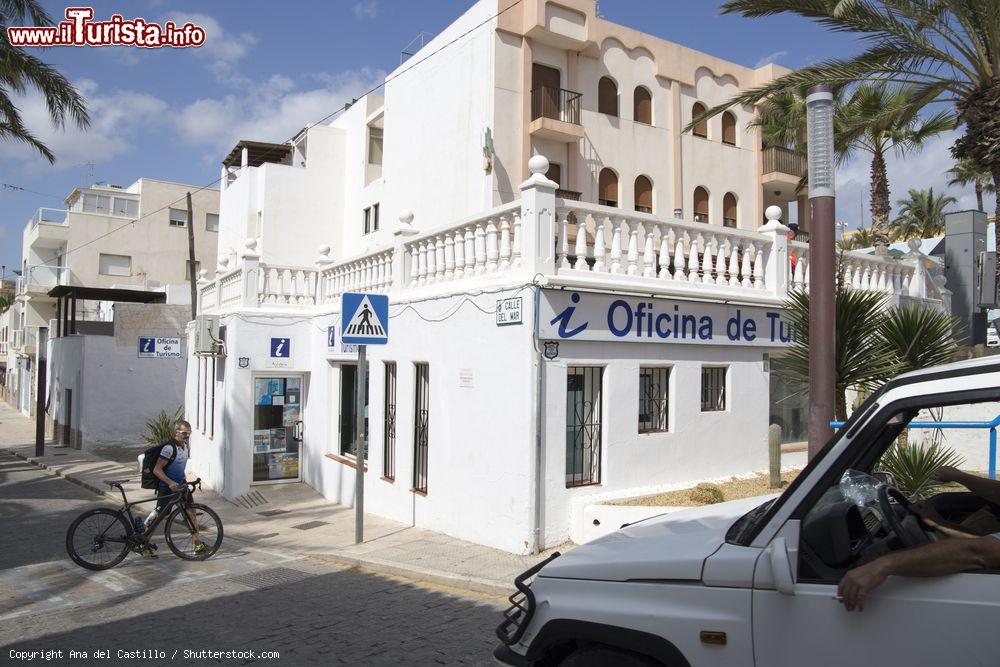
{"left": 417, "top": 242, "right": 428, "bottom": 284}
{"left": 852, "top": 263, "right": 863, "bottom": 290}
{"left": 672, "top": 238, "right": 686, "bottom": 281}
{"left": 464, "top": 227, "right": 476, "bottom": 274}
{"left": 626, "top": 221, "right": 640, "bottom": 276}
{"left": 740, "top": 244, "right": 753, "bottom": 288}
{"left": 486, "top": 219, "right": 499, "bottom": 273}
{"left": 557, "top": 212, "right": 570, "bottom": 269}
{"left": 592, "top": 217, "right": 607, "bottom": 272}
{"left": 474, "top": 223, "right": 487, "bottom": 274}
{"left": 444, "top": 234, "right": 456, "bottom": 279}
{"left": 499, "top": 215, "right": 512, "bottom": 271}
{"left": 435, "top": 235, "right": 446, "bottom": 281}
{"left": 605, "top": 219, "right": 621, "bottom": 274}
{"left": 714, "top": 238, "right": 727, "bottom": 286}
{"left": 573, "top": 215, "right": 589, "bottom": 270}
{"left": 409, "top": 246, "right": 419, "bottom": 286}
{"left": 701, "top": 235, "right": 715, "bottom": 284}
{"left": 753, "top": 244, "right": 766, "bottom": 289}
{"left": 511, "top": 213, "right": 523, "bottom": 269}
{"left": 793, "top": 252, "right": 805, "bottom": 290}
{"left": 658, "top": 230, "right": 671, "bottom": 280}
{"left": 642, "top": 228, "right": 656, "bottom": 278}
{"left": 876, "top": 265, "right": 888, "bottom": 293}
{"left": 453, "top": 231, "right": 465, "bottom": 279}
{"left": 728, "top": 241, "right": 740, "bottom": 287}
{"left": 688, "top": 234, "right": 701, "bottom": 283}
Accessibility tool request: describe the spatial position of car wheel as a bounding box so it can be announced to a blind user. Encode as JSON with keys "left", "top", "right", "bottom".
{"left": 560, "top": 645, "right": 660, "bottom": 666}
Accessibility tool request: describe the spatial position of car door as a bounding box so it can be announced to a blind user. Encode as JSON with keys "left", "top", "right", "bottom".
{"left": 752, "top": 520, "right": 1000, "bottom": 666}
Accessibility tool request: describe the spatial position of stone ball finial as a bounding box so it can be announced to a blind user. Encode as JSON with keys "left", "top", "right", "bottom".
{"left": 198, "top": 269, "right": 208, "bottom": 279}
{"left": 907, "top": 238, "right": 921, "bottom": 251}
{"left": 765, "top": 205, "right": 782, "bottom": 222}
{"left": 528, "top": 155, "right": 549, "bottom": 176}
{"left": 218, "top": 256, "right": 229, "bottom": 268}
{"left": 245, "top": 238, "right": 258, "bottom": 251}
{"left": 399, "top": 209, "right": 414, "bottom": 225}
{"left": 318, "top": 244, "right": 331, "bottom": 257}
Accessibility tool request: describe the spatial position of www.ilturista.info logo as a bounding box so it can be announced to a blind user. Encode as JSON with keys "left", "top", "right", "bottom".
{"left": 6, "top": 7, "right": 206, "bottom": 48}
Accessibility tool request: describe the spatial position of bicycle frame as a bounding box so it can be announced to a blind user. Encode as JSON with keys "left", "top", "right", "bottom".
{"left": 103, "top": 482, "right": 198, "bottom": 545}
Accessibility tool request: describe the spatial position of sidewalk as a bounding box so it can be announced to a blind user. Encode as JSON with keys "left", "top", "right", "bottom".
{"left": 0, "top": 401, "right": 559, "bottom": 596}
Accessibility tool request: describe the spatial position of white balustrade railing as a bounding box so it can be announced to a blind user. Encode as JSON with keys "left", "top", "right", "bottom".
{"left": 402, "top": 202, "right": 523, "bottom": 287}
{"left": 217, "top": 268, "right": 243, "bottom": 306}
{"left": 318, "top": 248, "right": 395, "bottom": 305}
{"left": 788, "top": 241, "right": 918, "bottom": 297}
{"left": 258, "top": 265, "right": 318, "bottom": 306}
{"left": 553, "top": 201, "right": 769, "bottom": 290}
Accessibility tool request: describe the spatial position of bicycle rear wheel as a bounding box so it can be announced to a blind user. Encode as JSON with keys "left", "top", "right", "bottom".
{"left": 66, "top": 508, "right": 131, "bottom": 570}
{"left": 164, "top": 503, "right": 223, "bottom": 560}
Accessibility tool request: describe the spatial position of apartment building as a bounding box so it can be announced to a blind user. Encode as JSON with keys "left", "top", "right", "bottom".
{"left": 5, "top": 178, "right": 219, "bottom": 416}
{"left": 189, "top": 0, "right": 944, "bottom": 553}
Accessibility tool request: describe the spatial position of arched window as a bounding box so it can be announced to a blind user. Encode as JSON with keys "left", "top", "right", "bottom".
{"left": 599, "top": 168, "right": 619, "bottom": 207}
{"left": 723, "top": 192, "right": 738, "bottom": 228}
{"left": 634, "top": 176, "right": 653, "bottom": 213}
{"left": 722, "top": 111, "right": 737, "bottom": 146}
{"left": 634, "top": 87, "right": 652, "bottom": 125}
{"left": 692, "top": 102, "right": 708, "bottom": 138}
{"left": 693, "top": 186, "right": 709, "bottom": 223}
{"left": 599, "top": 77, "right": 618, "bottom": 117}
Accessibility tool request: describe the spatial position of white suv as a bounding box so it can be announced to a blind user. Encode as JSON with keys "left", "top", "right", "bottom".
{"left": 495, "top": 356, "right": 1000, "bottom": 666}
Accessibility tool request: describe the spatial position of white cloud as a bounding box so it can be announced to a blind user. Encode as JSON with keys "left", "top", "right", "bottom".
{"left": 834, "top": 130, "right": 978, "bottom": 231}
{"left": 161, "top": 12, "right": 256, "bottom": 81}
{"left": 172, "top": 68, "right": 385, "bottom": 159}
{"left": 352, "top": 0, "right": 380, "bottom": 19}
{"left": 0, "top": 79, "right": 168, "bottom": 169}
{"left": 754, "top": 50, "right": 787, "bottom": 68}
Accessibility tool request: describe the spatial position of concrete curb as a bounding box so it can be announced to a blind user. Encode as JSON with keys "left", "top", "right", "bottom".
{"left": 7, "top": 448, "right": 516, "bottom": 597}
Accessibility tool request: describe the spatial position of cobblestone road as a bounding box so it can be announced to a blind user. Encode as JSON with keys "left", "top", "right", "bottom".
{"left": 0, "top": 451, "right": 505, "bottom": 666}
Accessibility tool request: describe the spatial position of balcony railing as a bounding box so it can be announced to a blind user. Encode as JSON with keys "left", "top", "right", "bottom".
{"left": 197, "top": 162, "right": 943, "bottom": 317}
{"left": 18, "top": 265, "right": 67, "bottom": 294}
{"left": 762, "top": 146, "right": 806, "bottom": 178}
{"left": 29, "top": 208, "right": 68, "bottom": 229}
{"left": 531, "top": 86, "right": 582, "bottom": 125}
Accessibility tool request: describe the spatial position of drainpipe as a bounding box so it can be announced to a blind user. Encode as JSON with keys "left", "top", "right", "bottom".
{"left": 532, "top": 339, "right": 544, "bottom": 554}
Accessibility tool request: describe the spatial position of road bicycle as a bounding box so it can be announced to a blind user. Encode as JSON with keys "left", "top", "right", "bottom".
{"left": 66, "top": 478, "right": 223, "bottom": 570}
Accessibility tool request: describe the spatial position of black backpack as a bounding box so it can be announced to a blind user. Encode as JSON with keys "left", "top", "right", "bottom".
{"left": 140, "top": 443, "right": 178, "bottom": 489}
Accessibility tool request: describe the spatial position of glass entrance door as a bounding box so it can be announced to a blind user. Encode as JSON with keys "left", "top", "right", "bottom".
{"left": 253, "top": 376, "right": 303, "bottom": 483}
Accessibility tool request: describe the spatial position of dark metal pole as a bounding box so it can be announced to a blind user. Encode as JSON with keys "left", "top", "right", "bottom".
{"left": 355, "top": 345, "right": 367, "bottom": 543}
{"left": 35, "top": 326, "right": 48, "bottom": 456}
{"left": 806, "top": 84, "right": 836, "bottom": 459}
{"left": 186, "top": 192, "right": 198, "bottom": 321}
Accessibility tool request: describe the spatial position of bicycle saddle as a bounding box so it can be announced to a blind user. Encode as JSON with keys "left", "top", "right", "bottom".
{"left": 103, "top": 479, "right": 129, "bottom": 486}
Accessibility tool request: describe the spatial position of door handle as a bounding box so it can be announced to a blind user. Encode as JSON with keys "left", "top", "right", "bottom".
{"left": 769, "top": 537, "right": 795, "bottom": 596}
{"left": 294, "top": 420, "right": 303, "bottom": 441}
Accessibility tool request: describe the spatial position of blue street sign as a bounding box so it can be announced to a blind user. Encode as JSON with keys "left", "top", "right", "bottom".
{"left": 138, "top": 336, "right": 182, "bottom": 359}
{"left": 341, "top": 293, "right": 389, "bottom": 345}
{"left": 270, "top": 337, "right": 291, "bottom": 358}
{"left": 139, "top": 337, "right": 155, "bottom": 355}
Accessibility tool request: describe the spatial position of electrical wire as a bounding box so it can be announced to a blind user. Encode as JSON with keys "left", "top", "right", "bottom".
{"left": 17, "top": 0, "right": 524, "bottom": 275}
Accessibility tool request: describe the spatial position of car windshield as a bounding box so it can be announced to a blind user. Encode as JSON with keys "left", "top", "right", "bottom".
{"left": 726, "top": 497, "right": 777, "bottom": 545}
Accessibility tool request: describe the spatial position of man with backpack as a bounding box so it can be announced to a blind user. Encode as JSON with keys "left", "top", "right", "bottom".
{"left": 139, "top": 420, "right": 207, "bottom": 558}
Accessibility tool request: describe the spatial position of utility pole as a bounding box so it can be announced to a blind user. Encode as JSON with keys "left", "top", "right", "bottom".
{"left": 186, "top": 192, "right": 197, "bottom": 321}
{"left": 806, "top": 84, "right": 837, "bottom": 459}
{"left": 35, "top": 326, "right": 48, "bottom": 456}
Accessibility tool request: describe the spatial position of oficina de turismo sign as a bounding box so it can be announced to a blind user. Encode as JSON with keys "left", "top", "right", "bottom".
{"left": 535, "top": 288, "right": 792, "bottom": 347}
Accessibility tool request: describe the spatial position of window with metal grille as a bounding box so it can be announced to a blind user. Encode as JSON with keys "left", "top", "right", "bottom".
{"left": 383, "top": 362, "right": 396, "bottom": 480}
{"left": 701, "top": 366, "right": 727, "bottom": 412}
{"left": 639, "top": 367, "right": 670, "bottom": 433}
{"left": 566, "top": 367, "right": 602, "bottom": 487}
{"left": 412, "top": 363, "right": 430, "bottom": 493}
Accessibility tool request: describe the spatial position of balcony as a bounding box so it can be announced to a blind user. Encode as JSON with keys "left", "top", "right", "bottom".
{"left": 17, "top": 265, "right": 68, "bottom": 296}
{"left": 529, "top": 86, "right": 584, "bottom": 142}
{"left": 762, "top": 147, "right": 806, "bottom": 198}
{"left": 29, "top": 208, "right": 67, "bottom": 229}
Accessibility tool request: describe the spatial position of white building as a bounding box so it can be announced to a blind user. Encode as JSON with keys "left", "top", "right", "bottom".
{"left": 4, "top": 178, "right": 219, "bottom": 417}
{"left": 189, "top": 0, "right": 946, "bottom": 553}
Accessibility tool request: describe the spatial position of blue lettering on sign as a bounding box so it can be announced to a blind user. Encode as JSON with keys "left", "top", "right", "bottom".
{"left": 549, "top": 292, "right": 589, "bottom": 338}
{"left": 327, "top": 325, "right": 336, "bottom": 348}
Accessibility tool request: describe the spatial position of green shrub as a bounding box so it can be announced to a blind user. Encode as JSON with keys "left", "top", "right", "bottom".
{"left": 689, "top": 483, "right": 725, "bottom": 505}
{"left": 877, "top": 441, "right": 964, "bottom": 501}
{"left": 142, "top": 406, "right": 184, "bottom": 445}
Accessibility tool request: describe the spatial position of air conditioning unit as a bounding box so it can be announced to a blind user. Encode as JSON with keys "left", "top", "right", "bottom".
{"left": 194, "top": 314, "right": 220, "bottom": 354}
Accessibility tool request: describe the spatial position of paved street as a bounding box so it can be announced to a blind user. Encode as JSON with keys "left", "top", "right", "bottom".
{"left": 0, "top": 450, "right": 505, "bottom": 665}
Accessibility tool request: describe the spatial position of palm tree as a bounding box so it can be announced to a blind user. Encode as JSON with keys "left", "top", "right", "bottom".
{"left": 838, "top": 83, "right": 954, "bottom": 246}
{"left": 838, "top": 226, "right": 877, "bottom": 250}
{"left": 699, "top": 1, "right": 1000, "bottom": 222}
{"left": 0, "top": 293, "right": 12, "bottom": 313}
{"left": 890, "top": 188, "right": 957, "bottom": 240}
{"left": 947, "top": 157, "right": 996, "bottom": 212}
{"left": 1, "top": 0, "right": 89, "bottom": 162}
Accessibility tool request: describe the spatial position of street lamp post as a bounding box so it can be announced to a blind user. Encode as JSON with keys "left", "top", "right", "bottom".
{"left": 806, "top": 84, "right": 837, "bottom": 460}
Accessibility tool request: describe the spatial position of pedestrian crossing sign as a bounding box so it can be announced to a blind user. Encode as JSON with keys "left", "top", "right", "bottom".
{"left": 341, "top": 292, "right": 389, "bottom": 345}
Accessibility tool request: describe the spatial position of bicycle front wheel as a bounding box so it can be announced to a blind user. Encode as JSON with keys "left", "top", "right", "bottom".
{"left": 164, "top": 503, "right": 223, "bottom": 560}
{"left": 66, "top": 508, "right": 131, "bottom": 570}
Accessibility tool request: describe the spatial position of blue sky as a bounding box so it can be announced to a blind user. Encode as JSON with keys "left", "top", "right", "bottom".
{"left": 0, "top": 0, "right": 978, "bottom": 276}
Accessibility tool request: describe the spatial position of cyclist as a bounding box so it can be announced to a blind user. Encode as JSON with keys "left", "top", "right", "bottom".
{"left": 143, "top": 420, "right": 207, "bottom": 557}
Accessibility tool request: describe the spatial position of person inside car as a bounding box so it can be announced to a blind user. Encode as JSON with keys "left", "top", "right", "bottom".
{"left": 838, "top": 466, "right": 1000, "bottom": 611}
